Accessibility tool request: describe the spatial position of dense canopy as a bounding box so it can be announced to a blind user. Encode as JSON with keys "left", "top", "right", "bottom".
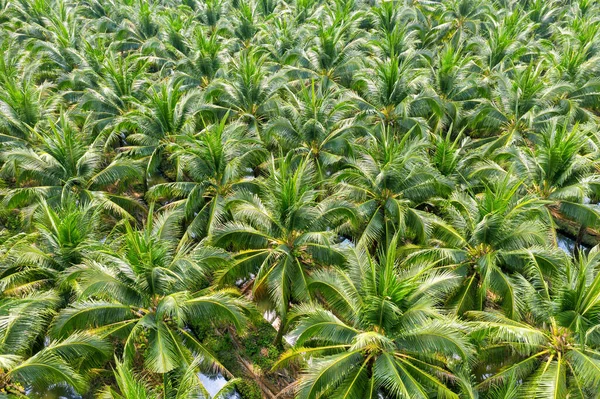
{"left": 1, "top": 0, "right": 600, "bottom": 398}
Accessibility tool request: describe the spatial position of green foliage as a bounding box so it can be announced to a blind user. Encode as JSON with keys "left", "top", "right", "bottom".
{"left": 241, "top": 318, "right": 281, "bottom": 370}
{"left": 0, "top": 0, "right": 600, "bottom": 397}
{"left": 234, "top": 380, "right": 262, "bottom": 399}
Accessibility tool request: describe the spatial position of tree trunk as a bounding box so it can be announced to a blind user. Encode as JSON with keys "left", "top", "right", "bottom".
{"left": 575, "top": 224, "right": 586, "bottom": 259}
{"left": 273, "top": 316, "right": 286, "bottom": 348}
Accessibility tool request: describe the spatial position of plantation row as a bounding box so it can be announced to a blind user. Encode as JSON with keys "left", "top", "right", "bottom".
{"left": 1, "top": 0, "right": 600, "bottom": 397}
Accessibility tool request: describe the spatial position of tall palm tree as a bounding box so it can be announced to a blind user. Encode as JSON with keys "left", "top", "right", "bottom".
{"left": 276, "top": 239, "right": 471, "bottom": 398}
{"left": 52, "top": 211, "right": 249, "bottom": 375}
{"left": 0, "top": 292, "right": 111, "bottom": 395}
{"left": 0, "top": 112, "right": 143, "bottom": 220}
{"left": 335, "top": 125, "right": 451, "bottom": 248}
{"left": 470, "top": 246, "right": 600, "bottom": 397}
{"left": 214, "top": 154, "right": 355, "bottom": 345}
{"left": 148, "top": 115, "right": 265, "bottom": 243}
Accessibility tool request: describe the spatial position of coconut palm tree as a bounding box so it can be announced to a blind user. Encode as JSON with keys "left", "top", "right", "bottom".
{"left": 405, "top": 175, "right": 564, "bottom": 317}
{"left": 174, "top": 28, "right": 228, "bottom": 89}
{"left": 275, "top": 238, "right": 471, "bottom": 398}
{"left": 205, "top": 49, "right": 284, "bottom": 134}
{"left": 148, "top": 115, "right": 265, "bottom": 243}
{"left": 291, "top": 6, "right": 365, "bottom": 88}
{"left": 0, "top": 112, "right": 143, "bottom": 220}
{"left": 511, "top": 120, "right": 600, "bottom": 244}
{"left": 121, "top": 78, "right": 203, "bottom": 184}
{"left": 81, "top": 53, "right": 149, "bottom": 140}
{"left": 470, "top": 246, "right": 600, "bottom": 397}
{"left": 52, "top": 210, "right": 249, "bottom": 375}
{"left": 335, "top": 125, "right": 451, "bottom": 248}
{"left": 266, "top": 82, "right": 361, "bottom": 180}
{"left": 0, "top": 291, "right": 111, "bottom": 395}
{"left": 0, "top": 199, "right": 104, "bottom": 295}
{"left": 214, "top": 154, "right": 355, "bottom": 345}
{"left": 350, "top": 54, "right": 437, "bottom": 134}
{"left": 0, "top": 49, "right": 58, "bottom": 145}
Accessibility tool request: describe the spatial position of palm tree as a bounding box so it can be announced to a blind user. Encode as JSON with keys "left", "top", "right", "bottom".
{"left": 204, "top": 49, "right": 284, "bottom": 134}
{"left": 291, "top": 7, "right": 365, "bottom": 88}
{"left": 351, "top": 54, "right": 437, "bottom": 134}
{"left": 0, "top": 292, "right": 111, "bottom": 395}
{"left": 148, "top": 115, "right": 265, "bottom": 243}
{"left": 427, "top": 44, "right": 482, "bottom": 129}
{"left": 121, "top": 78, "right": 202, "bottom": 184}
{"left": 275, "top": 239, "right": 471, "bottom": 398}
{"left": 174, "top": 29, "right": 228, "bottom": 89}
{"left": 214, "top": 154, "right": 355, "bottom": 346}
{"left": 0, "top": 112, "right": 143, "bottom": 220}
{"left": 477, "top": 10, "right": 537, "bottom": 72}
{"left": 52, "top": 211, "right": 249, "bottom": 375}
{"left": 0, "top": 199, "right": 103, "bottom": 295}
{"left": 470, "top": 246, "right": 600, "bottom": 397}
{"left": 406, "top": 176, "right": 564, "bottom": 317}
{"left": 81, "top": 53, "right": 149, "bottom": 140}
{"left": 511, "top": 120, "right": 600, "bottom": 245}
{"left": 99, "top": 358, "right": 240, "bottom": 399}
{"left": 0, "top": 49, "right": 58, "bottom": 145}
{"left": 467, "top": 62, "right": 550, "bottom": 140}
{"left": 110, "top": 0, "right": 159, "bottom": 52}
{"left": 335, "top": 125, "right": 451, "bottom": 248}
{"left": 432, "top": 0, "right": 489, "bottom": 43}
{"left": 266, "top": 82, "right": 361, "bottom": 180}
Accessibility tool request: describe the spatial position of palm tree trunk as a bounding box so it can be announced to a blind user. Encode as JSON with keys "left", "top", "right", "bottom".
{"left": 163, "top": 372, "right": 168, "bottom": 399}
{"left": 575, "top": 224, "right": 586, "bottom": 259}
{"left": 273, "top": 315, "right": 286, "bottom": 347}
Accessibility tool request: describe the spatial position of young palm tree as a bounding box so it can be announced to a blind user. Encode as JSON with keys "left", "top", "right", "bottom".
{"left": 467, "top": 63, "right": 550, "bottom": 140}
{"left": 174, "top": 28, "right": 228, "bottom": 89}
{"left": 428, "top": 44, "right": 481, "bottom": 129}
{"left": 276, "top": 239, "right": 471, "bottom": 398}
{"left": 214, "top": 154, "right": 355, "bottom": 345}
